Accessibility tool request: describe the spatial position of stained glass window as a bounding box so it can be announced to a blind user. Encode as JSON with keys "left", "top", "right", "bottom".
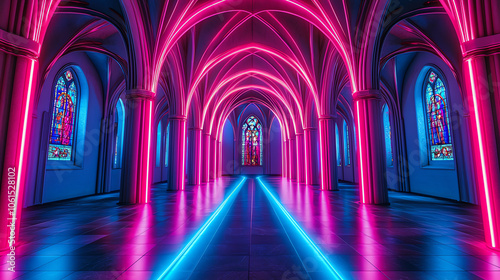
{"left": 48, "top": 69, "right": 78, "bottom": 161}
{"left": 335, "top": 123, "right": 341, "bottom": 166}
{"left": 383, "top": 104, "right": 393, "bottom": 167}
{"left": 241, "top": 116, "right": 262, "bottom": 166}
{"left": 113, "top": 99, "right": 124, "bottom": 169}
{"left": 343, "top": 120, "right": 350, "bottom": 165}
{"left": 425, "top": 71, "right": 454, "bottom": 161}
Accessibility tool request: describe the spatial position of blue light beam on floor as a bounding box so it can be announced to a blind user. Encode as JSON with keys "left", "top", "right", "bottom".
{"left": 157, "top": 177, "right": 247, "bottom": 280}
{"left": 257, "top": 177, "right": 344, "bottom": 280}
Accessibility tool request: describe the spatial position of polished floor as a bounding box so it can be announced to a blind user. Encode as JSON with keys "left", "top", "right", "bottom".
{"left": 1, "top": 176, "right": 500, "bottom": 279}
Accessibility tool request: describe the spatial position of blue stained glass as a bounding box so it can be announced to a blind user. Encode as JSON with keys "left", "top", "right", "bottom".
{"left": 343, "top": 120, "right": 350, "bottom": 166}
{"left": 48, "top": 70, "right": 77, "bottom": 161}
{"left": 165, "top": 123, "right": 170, "bottom": 167}
{"left": 425, "top": 72, "right": 454, "bottom": 161}
{"left": 156, "top": 121, "right": 162, "bottom": 167}
{"left": 335, "top": 124, "right": 341, "bottom": 166}
{"left": 383, "top": 105, "right": 393, "bottom": 167}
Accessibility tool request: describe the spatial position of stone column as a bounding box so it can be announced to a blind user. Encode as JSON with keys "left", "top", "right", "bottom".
{"left": 318, "top": 116, "right": 339, "bottom": 190}
{"left": 187, "top": 128, "right": 202, "bottom": 185}
{"left": 283, "top": 139, "right": 289, "bottom": 178}
{"left": 295, "top": 133, "right": 305, "bottom": 183}
{"left": 304, "top": 128, "right": 320, "bottom": 185}
{"left": 353, "top": 90, "right": 388, "bottom": 204}
{"left": 462, "top": 43, "right": 500, "bottom": 248}
{"left": 0, "top": 40, "right": 39, "bottom": 249}
{"left": 209, "top": 135, "right": 216, "bottom": 180}
{"left": 202, "top": 133, "right": 211, "bottom": 182}
{"left": 166, "top": 116, "right": 187, "bottom": 191}
{"left": 120, "top": 90, "right": 155, "bottom": 203}
{"left": 289, "top": 137, "right": 297, "bottom": 181}
{"left": 218, "top": 140, "right": 222, "bottom": 178}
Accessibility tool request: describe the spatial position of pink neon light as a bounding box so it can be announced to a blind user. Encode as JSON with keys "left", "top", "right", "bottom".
{"left": 304, "top": 136, "right": 308, "bottom": 185}
{"left": 197, "top": 130, "right": 202, "bottom": 185}
{"left": 296, "top": 137, "right": 301, "bottom": 183}
{"left": 181, "top": 121, "right": 187, "bottom": 190}
{"left": 355, "top": 101, "right": 366, "bottom": 204}
{"left": 207, "top": 85, "right": 298, "bottom": 133}
{"left": 186, "top": 45, "right": 320, "bottom": 117}
{"left": 200, "top": 70, "right": 305, "bottom": 128}
{"left": 12, "top": 60, "right": 36, "bottom": 245}
{"left": 467, "top": 59, "right": 496, "bottom": 247}
{"left": 145, "top": 100, "right": 153, "bottom": 203}
{"left": 318, "top": 121, "right": 326, "bottom": 190}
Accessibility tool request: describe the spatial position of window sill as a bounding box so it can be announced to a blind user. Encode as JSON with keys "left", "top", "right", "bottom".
{"left": 46, "top": 162, "right": 82, "bottom": 170}
{"left": 421, "top": 164, "right": 455, "bottom": 170}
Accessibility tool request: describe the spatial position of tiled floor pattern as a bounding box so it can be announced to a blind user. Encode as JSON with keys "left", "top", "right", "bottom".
{"left": 1, "top": 176, "right": 499, "bottom": 279}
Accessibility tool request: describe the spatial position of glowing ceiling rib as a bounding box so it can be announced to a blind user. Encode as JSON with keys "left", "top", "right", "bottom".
{"left": 157, "top": 177, "right": 247, "bottom": 279}
{"left": 256, "top": 177, "right": 344, "bottom": 280}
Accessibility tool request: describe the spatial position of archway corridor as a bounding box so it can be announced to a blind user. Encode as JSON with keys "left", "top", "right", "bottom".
{"left": 4, "top": 176, "right": 495, "bottom": 279}
{"left": 2, "top": 0, "right": 500, "bottom": 279}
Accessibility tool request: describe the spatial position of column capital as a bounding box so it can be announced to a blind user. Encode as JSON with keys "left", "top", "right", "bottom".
{"left": 168, "top": 114, "right": 187, "bottom": 120}
{"left": 462, "top": 34, "right": 500, "bottom": 59}
{"left": 0, "top": 29, "right": 40, "bottom": 59}
{"left": 303, "top": 127, "right": 317, "bottom": 131}
{"left": 125, "top": 89, "right": 155, "bottom": 100}
{"left": 188, "top": 127, "right": 203, "bottom": 131}
{"left": 352, "top": 89, "right": 382, "bottom": 101}
{"left": 295, "top": 132, "right": 304, "bottom": 136}
{"left": 319, "top": 115, "right": 337, "bottom": 120}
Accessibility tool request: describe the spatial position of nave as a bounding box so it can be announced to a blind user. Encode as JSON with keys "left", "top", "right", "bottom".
{"left": 1, "top": 177, "right": 497, "bottom": 280}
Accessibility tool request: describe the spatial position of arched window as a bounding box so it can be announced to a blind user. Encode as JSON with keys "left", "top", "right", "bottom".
{"left": 113, "top": 99, "right": 124, "bottom": 168}
{"left": 343, "top": 119, "right": 350, "bottom": 166}
{"left": 165, "top": 123, "right": 170, "bottom": 167}
{"left": 335, "top": 123, "right": 341, "bottom": 166}
{"left": 241, "top": 116, "right": 262, "bottom": 166}
{"left": 48, "top": 69, "right": 78, "bottom": 161}
{"left": 383, "top": 104, "right": 393, "bottom": 167}
{"left": 425, "top": 70, "right": 454, "bottom": 161}
{"left": 156, "top": 121, "right": 162, "bottom": 167}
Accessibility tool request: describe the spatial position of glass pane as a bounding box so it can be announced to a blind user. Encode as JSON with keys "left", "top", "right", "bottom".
{"left": 426, "top": 73, "right": 454, "bottom": 161}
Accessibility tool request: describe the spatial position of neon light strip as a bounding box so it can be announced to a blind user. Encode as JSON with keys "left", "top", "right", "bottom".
{"left": 318, "top": 121, "right": 326, "bottom": 190}
{"left": 355, "top": 101, "right": 366, "bottom": 204}
{"left": 145, "top": 100, "right": 153, "bottom": 203}
{"left": 12, "top": 60, "right": 36, "bottom": 246}
{"left": 256, "top": 177, "right": 343, "bottom": 280}
{"left": 467, "top": 59, "right": 496, "bottom": 247}
{"left": 157, "top": 177, "right": 247, "bottom": 279}
{"left": 181, "top": 121, "right": 187, "bottom": 190}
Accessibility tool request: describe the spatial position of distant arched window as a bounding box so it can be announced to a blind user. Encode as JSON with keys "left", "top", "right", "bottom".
{"left": 382, "top": 104, "right": 393, "bottom": 167}
{"left": 343, "top": 119, "right": 350, "bottom": 166}
{"left": 335, "top": 123, "right": 341, "bottom": 166}
{"left": 156, "top": 121, "right": 162, "bottom": 167}
{"left": 424, "top": 70, "right": 454, "bottom": 161}
{"left": 165, "top": 123, "right": 170, "bottom": 167}
{"left": 242, "top": 116, "right": 262, "bottom": 166}
{"left": 48, "top": 69, "right": 78, "bottom": 161}
{"left": 113, "top": 99, "right": 124, "bottom": 168}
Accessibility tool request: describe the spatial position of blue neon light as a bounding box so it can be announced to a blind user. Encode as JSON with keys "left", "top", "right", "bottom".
{"left": 157, "top": 177, "right": 247, "bottom": 280}
{"left": 257, "top": 177, "right": 344, "bottom": 280}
